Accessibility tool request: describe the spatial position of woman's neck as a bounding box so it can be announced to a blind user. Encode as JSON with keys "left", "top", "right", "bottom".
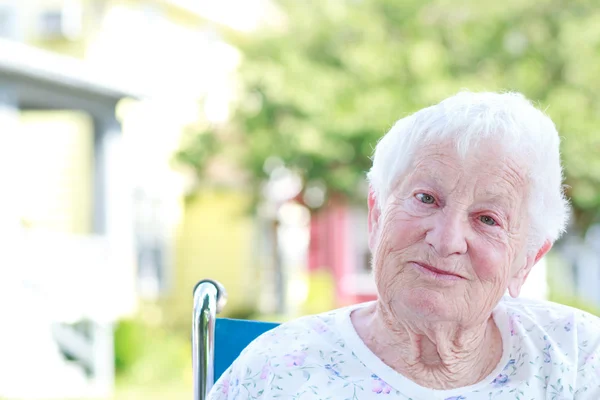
{"left": 351, "top": 301, "right": 503, "bottom": 390}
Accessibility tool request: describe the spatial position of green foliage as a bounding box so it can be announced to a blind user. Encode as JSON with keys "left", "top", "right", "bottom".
{"left": 114, "top": 319, "right": 145, "bottom": 376}
{"left": 546, "top": 251, "right": 600, "bottom": 316}
{"left": 178, "top": 0, "right": 600, "bottom": 230}
{"left": 302, "top": 269, "right": 337, "bottom": 315}
{"left": 174, "top": 128, "right": 221, "bottom": 181}
{"left": 113, "top": 317, "right": 190, "bottom": 384}
{"left": 226, "top": 305, "right": 260, "bottom": 320}
{"left": 549, "top": 290, "right": 600, "bottom": 317}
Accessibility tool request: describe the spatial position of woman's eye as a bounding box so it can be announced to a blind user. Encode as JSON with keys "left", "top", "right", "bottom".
{"left": 480, "top": 215, "right": 497, "bottom": 226}
{"left": 416, "top": 193, "right": 436, "bottom": 204}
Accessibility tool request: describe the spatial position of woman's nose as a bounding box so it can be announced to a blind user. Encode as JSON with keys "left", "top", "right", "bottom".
{"left": 424, "top": 210, "right": 468, "bottom": 257}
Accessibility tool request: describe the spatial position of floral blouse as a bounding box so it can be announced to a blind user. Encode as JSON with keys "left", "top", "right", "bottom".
{"left": 208, "top": 297, "right": 600, "bottom": 399}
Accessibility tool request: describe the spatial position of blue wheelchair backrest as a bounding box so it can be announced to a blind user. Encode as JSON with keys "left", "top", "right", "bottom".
{"left": 214, "top": 318, "right": 280, "bottom": 380}
{"left": 192, "top": 279, "right": 280, "bottom": 399}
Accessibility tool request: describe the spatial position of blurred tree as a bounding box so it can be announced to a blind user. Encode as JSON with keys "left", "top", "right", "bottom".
{"left": 176, "top": 0, "right": 600, "bottom": 233}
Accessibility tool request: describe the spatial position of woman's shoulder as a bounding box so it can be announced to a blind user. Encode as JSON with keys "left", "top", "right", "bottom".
{"left": 501, "top": 296, "right": 600, "bottom": 332}
{"left": 222, "top": 304, "right": 360, "bottom": 369}
{"left": 500, "top": 296, "right": 600, "bottom": 372}
{"left": 208, "top": 306, "right": 359, "bottom": 399}
{"left": 495, "top": 297, "right": 600, "bottom": 395}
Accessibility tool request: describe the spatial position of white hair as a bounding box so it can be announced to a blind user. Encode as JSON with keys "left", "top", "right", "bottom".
{"left": 367, "top": 90, "right": 570, "bottom": 253}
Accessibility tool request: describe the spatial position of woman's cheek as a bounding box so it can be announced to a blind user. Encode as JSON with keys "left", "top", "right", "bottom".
{"left": 470, "top": 245, "right": 508, "bottom": 282}
{"left": 389, "top": 220, "right": 423, "bottom": 249}
{"left": 387, "top": 203, "right": 429, "bottom": 234}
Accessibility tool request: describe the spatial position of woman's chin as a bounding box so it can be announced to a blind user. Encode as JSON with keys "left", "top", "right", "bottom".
{"left": 395, "top": 289, "right": 455, "bottom": 320}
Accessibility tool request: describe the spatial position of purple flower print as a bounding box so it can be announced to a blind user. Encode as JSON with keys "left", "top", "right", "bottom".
{"left": 283, "top": 350, "right": 307, "bottom": 367}
{"left": 325, "top": 363, "right": 342, "bottom": 378}
{"left": 585, "top": 353, "right": 596, "bottom": 364}
{"left": 543, "top": 343, "right": 552, "bottom": 363}
{"left": 564, "top": 321, "right": 572, "bottom": 332}
{"left": 221, "top": 379, "right": 230, "bottom": 394}
{"left": 444, "top": 396, "right": 466, "bottom": 400}
{"left": 371, "top": 374, "right": 392, "bottom": 394}
{"left": 540, "top": 336, "right": 553, "bottom": 363}
{"left": 503, "top": 359, "right": 516, "bottom": 370}
{"left": 492, "top": 373, "right": 509, "bottom": 387}
{"left": 508, "top": 314, "right": 521, "bottom": 336}
{"left": 260, "top": 362, "right": 272, "bottom": 379}
{"left": 311, "top": 322, "right": 329, "bottom": 334}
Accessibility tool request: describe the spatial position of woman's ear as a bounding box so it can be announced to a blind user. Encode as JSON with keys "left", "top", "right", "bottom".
{"left": 508, "top": 240, "right": 552, "bottom": 298}
{"left": 368, "top": 189, "right": 381, "bottom": 250}
{"left": 534, "top": 240, "right": 552, "bottom": 264}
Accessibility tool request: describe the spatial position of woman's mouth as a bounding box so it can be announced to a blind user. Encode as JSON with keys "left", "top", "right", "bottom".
{"left": 411, "top": 262, "right": 465, "bottom": 281}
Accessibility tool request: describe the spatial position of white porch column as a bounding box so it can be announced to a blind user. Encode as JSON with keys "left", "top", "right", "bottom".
{"left": 92, "top": 116, "right": 136, "bottom": 395}
{"left": 94, "top": 116, "right": 137, "bottom": 315}
{"left": 0, "top": 88, "right": 21, "bottom": 234}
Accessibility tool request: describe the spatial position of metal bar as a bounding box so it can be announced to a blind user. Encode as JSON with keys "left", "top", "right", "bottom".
{"left": 192, "top": 280, "right": 226, "bottom": 400}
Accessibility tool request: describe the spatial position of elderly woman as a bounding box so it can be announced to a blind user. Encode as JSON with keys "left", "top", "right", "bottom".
{"left": 208, "top": 91, "right": 600, "bottom": 399}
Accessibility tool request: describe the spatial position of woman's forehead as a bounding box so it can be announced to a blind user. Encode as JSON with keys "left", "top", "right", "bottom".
{"left": 414, "top": 140, "right": 524, "bottom": 173}
{"left": 401, "top": 143, "right": 529, "bottom": 197}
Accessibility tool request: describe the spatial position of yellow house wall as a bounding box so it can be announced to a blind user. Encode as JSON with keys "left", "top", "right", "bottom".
{"left": 18, "top": 111, "right": 93, "bottom": 234}
{"left": 167, "top": 190, "right": 257, "bottom": 329}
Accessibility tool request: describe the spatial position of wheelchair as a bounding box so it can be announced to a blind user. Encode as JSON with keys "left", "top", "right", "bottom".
{"left": 192, "top": 279, "right": 279, "bottom": 400}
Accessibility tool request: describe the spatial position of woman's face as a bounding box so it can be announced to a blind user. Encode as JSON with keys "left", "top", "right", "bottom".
{"left": 369, "top": 140, "right": 541, "bottom": 325}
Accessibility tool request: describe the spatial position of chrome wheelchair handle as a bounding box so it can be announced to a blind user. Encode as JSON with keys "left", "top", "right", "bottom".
{"left": 193, "top": 279, "right": 227, "bottom": 400}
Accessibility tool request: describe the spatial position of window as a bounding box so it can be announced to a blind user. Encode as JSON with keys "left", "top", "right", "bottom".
{"left": 133, "top": 187, "right": 170, "bottom": 298}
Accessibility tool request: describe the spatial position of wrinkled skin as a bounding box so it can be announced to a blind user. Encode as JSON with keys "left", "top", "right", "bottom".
{"left": 352, "top": 140, "right": 551, "bottom": 389}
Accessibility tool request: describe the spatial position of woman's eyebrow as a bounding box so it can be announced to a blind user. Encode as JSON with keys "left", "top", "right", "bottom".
{"left": 402, "top": 173, "right": 442, "bottom": 191}
{"left": 475, "top": 192, "right": 517, "bottom": 212}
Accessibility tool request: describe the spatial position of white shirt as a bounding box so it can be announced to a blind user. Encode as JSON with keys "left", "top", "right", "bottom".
{"left": 209, "top": 297, "right": 600, "bottom": 399}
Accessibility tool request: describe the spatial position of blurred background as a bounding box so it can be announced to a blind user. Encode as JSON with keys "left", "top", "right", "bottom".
{"left": 1, "top": 0, "right": 599, "bottom": 398}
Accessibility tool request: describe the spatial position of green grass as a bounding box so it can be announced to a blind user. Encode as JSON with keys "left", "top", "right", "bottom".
{"left": 111, "top": 378, "right": 191, "bottom": 400}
